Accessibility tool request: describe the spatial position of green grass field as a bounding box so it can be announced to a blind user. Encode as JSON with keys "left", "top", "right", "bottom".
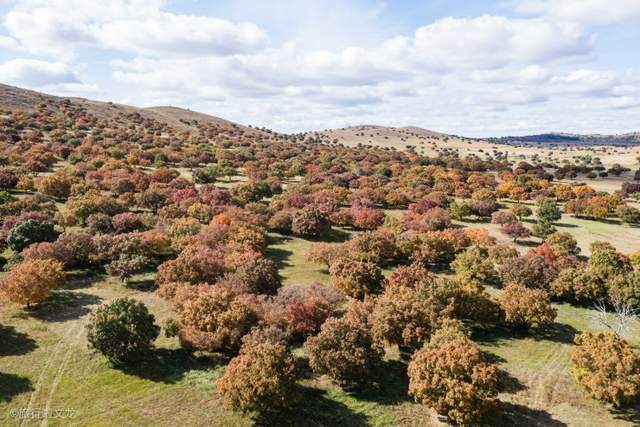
{"left": 1, "top": 213, "right": 640, "bottom": 426}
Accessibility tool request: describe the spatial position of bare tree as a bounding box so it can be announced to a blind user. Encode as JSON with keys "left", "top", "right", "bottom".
{"left": 590, "top": 300, "right": 639, "bottom": 338}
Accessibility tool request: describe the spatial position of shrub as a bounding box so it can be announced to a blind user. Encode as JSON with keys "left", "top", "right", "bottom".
{"left": 448, "top": 200, "right": 473, "bottom": 220}
{"left": 267, "top": 210, "right": 293, "bottom": 234}
{"left": 6, "top": 220, "right": 58, "bottom": 252}
{"left": 35, "top": 173, "right": 73, "bottom": 199}
{"left": 346, "top": 231, "right": 398, "bottom": 264}
{"left": 491, "top": 211, "right": 517, "bottom": 225}
{"left": 86, "top": 298, "right": 160, "bottom": 365}
{"left": 329, "top": 258, "right": 384, "bottom": 299}
{"left": 499, "top": 284, "right": 556, "bottom": 330}
{"left": 291, "top": 206, "right": 331, "bottom": 237}
{"left": 571, "top": 332, "right": 640, "bottom": 407}
{"left": 536, "top": 197, "right": 562, "bottom": 223}
{"left": 0, "top": 259, "right": 65, "bottom": 308}
{"left": 588, "top": 241, "right": 627, "bottom": 281}
{"left": 217, "top": 342, "right": 298, "bottom": 413}
{"left": 174, "top": 286, "right": 260, "bottom": 354}
{"left": 111, "top": 212, "right": 145, "bottom": 234}
{"left": 156, "top": 244, "right": 226, "bottom": 285}
{"left": 545, "top": 231, "right": 580, "bottom": 256}
{"left": 497, "top": 254, "right": 556, "bottom": 289}
{"left": 369, "top": 267, "right": 450, "bottom": 350}
{"left": 550, "top": 267, "right": 607, "bottom": 304}
{"left": 510, "top": 203, "right": 532, "bottom": 220}
{"left": 618, "top": 205, "right": 640, "bottom": 225}
{"left": 608, "top": 272, "right": 640, "bottom": 308}
{"left": 305, "top": 316, "right": 384, "bottom": 387}
{"left": 105, "top": 254, "right": 150, "bottom": 283}
{"left": 230, "top": 256, "right": 281, "bottom": 295}
{"left": 451, "top": 246, "right": 499, "bottom": 285}
{"left": 86, "top": 213, "right": 113, "bottom": 234}
{"left": 500, "top": 221, "right": 530, "bottom": 242}
{"left": 0, "top": 171, "right": 18, "bottom": 189}
{"left": 408, "top": 324, "right": 498, "bottom": 425}
{"left": 532, "top": 219, "right": 556, "bottom": 239}
{"left": 351, "top": 207, "right": 385, "bottom": 230}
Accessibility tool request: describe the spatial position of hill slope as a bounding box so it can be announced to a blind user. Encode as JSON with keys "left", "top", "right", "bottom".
{"left": 0, "top": 83, "right": 269, "bottom": 137}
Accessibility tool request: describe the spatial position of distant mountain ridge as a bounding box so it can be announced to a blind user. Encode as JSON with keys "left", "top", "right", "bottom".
{"left": 487, "top": 132, "right": 640, "bottom": 146}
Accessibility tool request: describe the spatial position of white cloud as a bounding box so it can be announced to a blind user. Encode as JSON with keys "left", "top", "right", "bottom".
{"left": 411, "top": 15, "right": 591, "bottom": 69}
{"left": 0, "top": 58, "right": 80, "bottom": 87}
{"left": 507, "top": 0, "right": 640, "bottom": 25}
{"left": 4, "top": 0, "right": 268, "bottom": 59}
{"left": 0, "top": 35, "right": 19, "bottom": 49}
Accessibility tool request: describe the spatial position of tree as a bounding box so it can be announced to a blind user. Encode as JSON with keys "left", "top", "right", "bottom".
{"left": 491, "top": 211, "right": 517, "bottom": 225}
{"left": 498, "top": 254, "right": 556, "bottom": 289}
{"left": 105, "top": 254, "right": 150, "bottom": 284}
{"left": 545, "top": 231, "right": 580, "bottom": 256}
{"left": 173, "top": 286, "right": 260, "bottom": 354}
{"left": 291, "top": 206, "right": 331, "bottom": 237}
{"left": 35, "top": 173, "right": 72, "bottom": 199}
{"left": 500, "top": 221, "right": 531, "bottom": 243}
{"left": 408, "top": 323, "right": 498, "bottom": 425}
{"left": 608, "top": 272, "right": 640, "bottom": 309}
{"left": 6, "top": 220, "right": 58, "bottom": 252}
{"left": 0, "top": 171, "right": 18, "bottom": 189}
{"left": 350, "top": 207, "right": 385, "bottom": 230}
{"left": 618, "top": 205, "right": 640, "bottom": 225}
{"left": 451, "top": 246, "right": 499, "bottom": 285}
{"left": 230, "top": 256, "right": 281, "bottom": 295}
{"left": 86, "top": 298, "right": 160, "bottom": 365}
{"left": 448, "top": 200, "right": 473, "bottom": 221}
{"left": 305, "top": 316, "right": 384, "bottom": 387}
{"left": 0, "top": 259, "right": 65, "bottom": 308}
{"left": 571, "top": 331, "right": 640, "bottom": 407}
{"left": 369, "top": 267, "right": 452, "bottom": 350}
{"left": 550, "top": 267, "right": 607, "bottom": 304}
{"left": 510, "top": 203, "right": 532, "bottom": 221}
{"left": 536, "top": 197, "right": 562, "bottom": 223}
{"left": 499, "top": 284, "right": 556, "bottom": 330}
{"left": 217, "top": 341, "right": 298, "bottom": 413}
{"left": 532, "top": 218, "right": 556, "bottom": 239}
{"left": 329, "top": 258, "right": 383, "bottom": 299}
{"left": 588, "top": 241, "right": 627, "bottom": 281}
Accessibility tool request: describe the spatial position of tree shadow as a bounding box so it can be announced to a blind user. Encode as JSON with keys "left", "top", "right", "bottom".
{"left": 0, "top": 372, "right": 34, "bottom": 402}
{"left": 62, "top": 270, "right": 106, "bottom": 290}
{"left": 257, "top": 385, "right": 369, "bottom": 427}
{"left": 119, "top": 348, "right": 225, "bottom": 384}
{"left": 264, "top": 246, "right": 294, "bottom": 270}
{"left": 555, "top": 222, "right": 579, "bottom": 228}
{"left": 515, "top": 239, "right": 540, "bottom": 248}
{"left": 0, "top": 325, "right": 38, "bottom": 356}
{"left": 124, "top": 278, "right": 157, "bottom": 292}
{"left": 490, "top": 401, "right": 567, "bottom": 426}
{"left": 612, "top": 396, "right": 640, "bottom": 424}
{"left": 536, "top": 322, "right": 577, "bottom": 345}
{"left": 473, "top": 323, "right": 577, "bottom": 346}
{"left": 30, "top": 291, "right": 102, "bottom": 322}
{"left": 322, "top": 228, "right": 351, "bottom": 244}
{"left": 497, "top": 369, "right": 527, "bottom": 394}
{"left": 349, "top": 359, "right": 410, "bottom": 405}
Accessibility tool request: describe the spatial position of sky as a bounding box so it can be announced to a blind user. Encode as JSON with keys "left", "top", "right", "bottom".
{"left": 0, "top": 0, "right": 639, "bottom": 136}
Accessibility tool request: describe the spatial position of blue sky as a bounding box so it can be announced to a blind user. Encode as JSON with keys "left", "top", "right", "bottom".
{"left": 0, "top": 0, "right": 639, "bottom": 136}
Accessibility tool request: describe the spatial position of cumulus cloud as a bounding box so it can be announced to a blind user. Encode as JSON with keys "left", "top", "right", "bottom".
{"left": 4, "top": 0, "right": 268, "bottom": 59}
{"left": 0, "top": 58, "right": 80, "bottom": 88}
{"left": 412, "top": 15, "right": 591, "bottom": 69}
{"left": 507, "top": 0, "right": 640, "bottom": 25}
